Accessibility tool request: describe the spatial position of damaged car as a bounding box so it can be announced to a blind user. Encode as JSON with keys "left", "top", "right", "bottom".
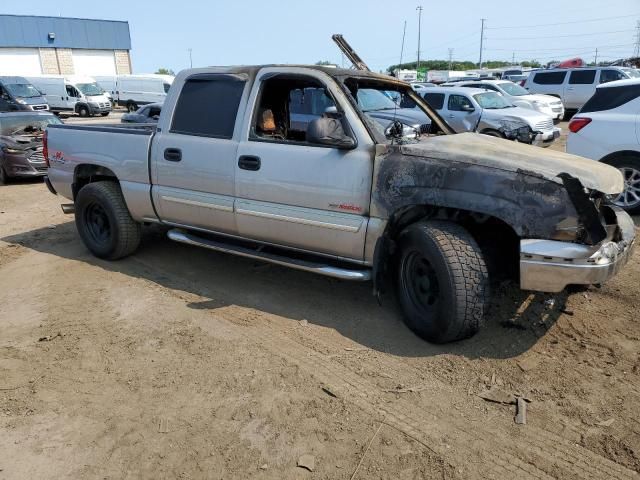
{"left": 422, "top": 87, "right": 560, "bottom": 147}
{"left": 44, "top": 65, "right": 634, "bottom": 343}
{"left": 0, "top": 111, "right": 62, "bottom": 184}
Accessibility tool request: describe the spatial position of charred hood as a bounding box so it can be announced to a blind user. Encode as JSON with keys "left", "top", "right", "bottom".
{"left": 401, "top": 133, "right": 623, "bottom": 195}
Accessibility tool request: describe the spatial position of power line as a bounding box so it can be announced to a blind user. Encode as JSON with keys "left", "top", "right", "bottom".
{"left": 488, "top": 28, "right": 636, "bottom": 41}
{"left": 485, "top": 42, "right": 635, "bottom": 53}
{"left": 486, "top": 13, "right": 640, "bottom": 30}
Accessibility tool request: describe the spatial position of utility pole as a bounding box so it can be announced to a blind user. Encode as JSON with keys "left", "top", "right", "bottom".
{"left": 416, "top": 6, "right": 423, "bottom": 75}
{"left": 448, "top": 48, "right": 454, "bottom": 70}
{"left": 479, "top": 18, "right": 486, "bottom": 69}
{"left": 594, "top": 48, "right": 598, "bottom": 65}
{"left": 188, "top": 48, "right": 193, "bottom": 68}
{"left": 634, "top": 20, "right": 640, "bottom": 58}
{"left": 400, "top": 20, "right": 407, "bottom": 67}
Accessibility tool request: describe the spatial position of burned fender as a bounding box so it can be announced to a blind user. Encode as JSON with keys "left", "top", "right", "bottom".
{"left": 371, "top": 148, "right": 581, "bottom": 239}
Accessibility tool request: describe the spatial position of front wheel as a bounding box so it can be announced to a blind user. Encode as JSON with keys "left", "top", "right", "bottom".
{"left": 78, "top": 105, "right": 90, "bottom": 117}
{"left": 101, "top": 112, "right": 110, "bottom": 117}
{"left": 396, "top": 221, "right": 489, "bottom": 343}
{"left": 126, "top": 102, "right": 138, "bottom": 113}
{"left": 606, "top": 156, "right": 640, "bottom": 214}
{"left": 0, "top": 165, "right": 9, "bottom": 185}
{"left": 481, "top": 130, "right": 505, "bottom": 139}
{"left": 75, "top": 181, "right": 141, "bottom": 260}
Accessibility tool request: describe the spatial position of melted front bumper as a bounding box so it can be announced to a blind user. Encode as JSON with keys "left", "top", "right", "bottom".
{"left": 520, "top": 207, "right": 636, "bottom": 292}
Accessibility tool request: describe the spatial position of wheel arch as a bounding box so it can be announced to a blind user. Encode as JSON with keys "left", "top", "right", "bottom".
{"left": 73, "top": 164, "right": 119, "bottom": 200}
{"left": 600, "top": 150, "right": 640, "bottom": 164}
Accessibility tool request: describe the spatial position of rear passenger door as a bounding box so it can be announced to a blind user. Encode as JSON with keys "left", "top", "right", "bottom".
{"left": 445, "top": 94, "right": 479, "bottom": 132}
{"left": 565, "top": 70, "right": 596, "bottom": 109}
{"left": 151, "top": 73, "right": 248, "bottom": 234}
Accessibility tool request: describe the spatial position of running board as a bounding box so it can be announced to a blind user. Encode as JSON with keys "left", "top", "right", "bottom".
{"left": 167, "top": 229, "right": 372, "bottom": 281}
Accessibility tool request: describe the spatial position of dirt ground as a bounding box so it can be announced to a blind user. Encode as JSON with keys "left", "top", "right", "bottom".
{"left": 1, "top": 127, "right": 639, "bottom": 479}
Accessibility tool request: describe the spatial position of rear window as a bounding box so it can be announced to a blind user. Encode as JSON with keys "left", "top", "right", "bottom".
{"left": 532, "top": 71, "right": 567, "bottom": 85}
{"left": 599, "top": 69, "right": 627, "bottom": 84}
{"left": 580, "top": 84, "right": 640, "bottom": 113}
{"left": 569, "top": 70, "right": 596, "bottom": 85}
{"left": 171, "top": 76, "right": 245, "bottom": 138}
{"left": 422, "top": 92, "right": 445, "bottom": 110}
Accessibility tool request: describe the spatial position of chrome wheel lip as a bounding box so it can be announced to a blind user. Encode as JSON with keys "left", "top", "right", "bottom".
{"left": 611, "top": 167, "right": 640, "bottom": 209}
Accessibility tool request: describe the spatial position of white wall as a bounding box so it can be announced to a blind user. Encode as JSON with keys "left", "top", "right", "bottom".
{"left": 72, "top": 50, "right": 117, "bottom": 76}
{"left": 0, "top": 48, "right": 43, "bottom": 75}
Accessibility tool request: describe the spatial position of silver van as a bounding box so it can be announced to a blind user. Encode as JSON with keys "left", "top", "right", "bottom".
{"left": 523, "top": 67, "right": 640, "bottom": 112}
{"left": 0, "top": 76, "right": 49, "bottom": 112}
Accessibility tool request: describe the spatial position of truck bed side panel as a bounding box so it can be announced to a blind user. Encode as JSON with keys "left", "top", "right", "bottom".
{"left": 46, "top": 124, "right": 156, "bottom": 222}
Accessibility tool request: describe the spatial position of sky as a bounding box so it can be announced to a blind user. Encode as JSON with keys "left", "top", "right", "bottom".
{"left": 4, "top": 0, "right": 640, "bottom": 74}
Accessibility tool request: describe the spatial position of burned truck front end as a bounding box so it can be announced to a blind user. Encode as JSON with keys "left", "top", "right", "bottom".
{"left": 370, "top": 133, "right": 635, "bottom": 294}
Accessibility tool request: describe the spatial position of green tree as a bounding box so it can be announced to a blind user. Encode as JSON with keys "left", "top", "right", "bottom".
{"left": 155, "top": 68, "right": 175, "bottom": 76}
{"left": 315, "top": 60, "right": 334, "bottom": 66}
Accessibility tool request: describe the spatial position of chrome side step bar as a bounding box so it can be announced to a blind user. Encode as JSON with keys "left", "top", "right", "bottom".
{"left": 167, "top": 229, "right": 372, "bottom": 281}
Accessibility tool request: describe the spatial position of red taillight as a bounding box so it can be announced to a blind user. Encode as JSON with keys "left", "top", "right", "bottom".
{"left": 43, "top": 130, "right": 49, "bottom": 167}
{"left": 568, "top": 117, "right": 592, "bottom": 133}
{"left": 519, "top": 80, "right": 526, "bottom": 86}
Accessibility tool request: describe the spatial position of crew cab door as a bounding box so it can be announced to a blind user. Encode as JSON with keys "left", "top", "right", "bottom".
{"left": 151, "top": 73, "right": 248, "bottom": 234}
{"left": 564, "top": 70, "right": 596, "bottom": 110}
{"left": 233, "top": 68, "right": 374, "bottom": 260}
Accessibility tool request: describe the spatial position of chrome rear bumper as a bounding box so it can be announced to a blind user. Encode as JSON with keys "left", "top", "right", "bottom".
{"left": 520, "top": 208, "right": 636, "bottom": 292}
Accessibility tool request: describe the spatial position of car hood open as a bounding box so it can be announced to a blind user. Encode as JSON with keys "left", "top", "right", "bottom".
{"left": 401, "top": 132, "right": 623, "bottom": 194}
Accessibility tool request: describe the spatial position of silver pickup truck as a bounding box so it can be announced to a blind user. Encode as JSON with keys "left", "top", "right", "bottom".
{"left": 44, "top": 65, "right": 636, "bottom": 343}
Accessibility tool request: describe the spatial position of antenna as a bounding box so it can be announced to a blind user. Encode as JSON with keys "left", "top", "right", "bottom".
{"left": 400, "top": 21, "right": 407, "bottom": 67}
{"left": 416, "top": 6, "right": 423, "bottom": 75}
{"left": 448, "top": 48, "right": 454, "bottom": 70}
{"left": 331, "top": 34, "right": 370, "bottom": 71}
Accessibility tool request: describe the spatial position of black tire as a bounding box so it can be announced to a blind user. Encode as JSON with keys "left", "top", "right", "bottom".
{"left": 78, "top": 105, "right": 90, "bottom": 118}
{"left": 74, "top": 181, "right": 141, "bottom": 260}
{"left": 604, "top": 155, "right": 640, "bottom": 214}
{"left": 0, "top": 165, "right": 8, "bottom": 185}
{"left": 101, "top": 112, "right": 110, "bottom": 117}
{"left": 126, "top": 102, "right": 138, "bottom": 113}
{"left": 396, "top": 220, "right": 489, "bottom": 343}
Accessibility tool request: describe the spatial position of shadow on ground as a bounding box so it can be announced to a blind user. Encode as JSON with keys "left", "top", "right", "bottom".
{"left": 3, "top": 222, "right": 570, "bottom": 360}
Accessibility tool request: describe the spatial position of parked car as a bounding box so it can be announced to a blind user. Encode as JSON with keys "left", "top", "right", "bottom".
{"left": 0, "top": 111, "right": 62, "bottom": 184}
{"left": 0, "top": 76, "right": 49, "bottom": 112}
{"left": 567, "top": 78, "right": 640, "bottom": 213}
{"left": 523, "top": 67, "right": 638, "bottom": 113}
{"left": 25, "top": 75, "right": 111, "bottom": 117}
{"left": 44, "top": 65, "right": 634, "bottom": 344}
{"left": 453, "top": 79, "right": 564, "bottom": 123}
{"left": 422, "top": 87, "right": 560, "bottom": 146}
{"left": 95, "top": 74, "right": 174, "bottom": 112}
{"left": 411, "top": 82, "right": 436, "bottom": 92}
{"left": 121, "top": 103, "right": 163, "bottom": 123}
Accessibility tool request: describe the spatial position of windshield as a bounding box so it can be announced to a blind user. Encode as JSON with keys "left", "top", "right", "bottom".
{"left": 357, "top": 89, "right": 399, "bottom": 111}
{"left": 622, "top": 68, "right": 640, "bottom": 78}
{"left": 0, "top": 114, "right": 62, "bottom": 136}
{"left": 473, "top": 92, "right": 513, "bottom": 109}
{"left": 498, "top": 82, "right": 530, "bottom": 96}
{"left": 76, "top": 83, "right": 104, "bottom": 96}
{"left": 4, "top": 83, "right": 42, "bottom": 99}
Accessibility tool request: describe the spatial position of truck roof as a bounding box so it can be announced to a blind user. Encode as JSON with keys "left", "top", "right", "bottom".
{"left": 189, "top": 65, "right": 403, "bottom": 85}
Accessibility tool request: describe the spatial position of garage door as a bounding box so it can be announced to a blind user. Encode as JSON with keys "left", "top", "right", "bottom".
{"left": 72, "top": 50, "right": 116, "bottom": 76}
{"left": 0, "top": 48, "right": 42, "bottom": 75}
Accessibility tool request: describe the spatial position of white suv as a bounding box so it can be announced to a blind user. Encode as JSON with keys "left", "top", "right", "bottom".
{"left": 566, "top": 78, "right": 640, "bottom": 213}
{"left": 523, "top": 67, "right": 639, "bottom": 113}
{"left": 452, "top": 79, "right": 564, "bottom": 123}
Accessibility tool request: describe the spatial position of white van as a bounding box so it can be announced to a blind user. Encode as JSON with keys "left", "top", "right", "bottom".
{"left": 523, "top": 67, "right": 640, "bottom": 112}
{"left": 25, "top": 75, "right": 111, "bottom": 117}
{"left": 96, "top": 74, "right": 173, "bottom": 112}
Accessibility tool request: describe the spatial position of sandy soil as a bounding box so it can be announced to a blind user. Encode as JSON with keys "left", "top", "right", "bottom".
{"left": 1, "top": 130, "right": 639, "bottom": 479}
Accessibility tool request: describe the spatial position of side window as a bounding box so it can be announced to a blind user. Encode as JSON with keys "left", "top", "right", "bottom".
{"left": 422, "top": 92, "right": 445, "bottom": 110}
{"left": 569, "top": 70, "right": 596, "bottom": 85}
{"left": 139, "top": 107, "right": 149, "bottom": 116}
{"left": 448, "top": 94, "right": 473, "bottom": 111}
{"left": 252, "top": 75, "right": 343, "bottom": 144}
{"left": 600, "top": 69, "right": 626, "bottom": 84}
{"left": 66, "top": 86, "right": 78, "bottom": 97}
{"left": 533, "top": 71, "right": 567, "bottom": 85}
{"left": 149, "top": 106, "right": 162, "bottom": 118}
{"left": 171, "top": 76, "right": 245, "bottom": 138}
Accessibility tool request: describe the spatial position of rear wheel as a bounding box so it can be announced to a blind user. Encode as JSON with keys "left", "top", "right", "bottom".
{"left": 0, "top": 165, "right": 9, "bottom": 185}
{"left": 605, "top": 156, "right": 640, "bottom": 214}
{"left": 396, "top": 221, "right": 489, "bottom": 343}
{"left": 74, "top": 181, "right": 141, "bottom": 260}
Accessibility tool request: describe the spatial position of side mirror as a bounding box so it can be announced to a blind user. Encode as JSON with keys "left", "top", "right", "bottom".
{"left": 306, "top": 117, "right": 356, "bottom": 149}
{"left": 461, "top": 104, "right": 475, "bottom": 113}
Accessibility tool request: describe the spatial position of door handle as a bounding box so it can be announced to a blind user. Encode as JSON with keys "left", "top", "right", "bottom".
{"left": 238, "top": 155, "right": 261, "bottom": 171}
{"left": 164, "top": 148, "right": 182, "bottom": 162}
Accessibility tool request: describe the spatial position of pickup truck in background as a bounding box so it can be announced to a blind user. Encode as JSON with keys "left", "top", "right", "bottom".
{"left": 44, "top": 65, "right": 636, "bottom": 343}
